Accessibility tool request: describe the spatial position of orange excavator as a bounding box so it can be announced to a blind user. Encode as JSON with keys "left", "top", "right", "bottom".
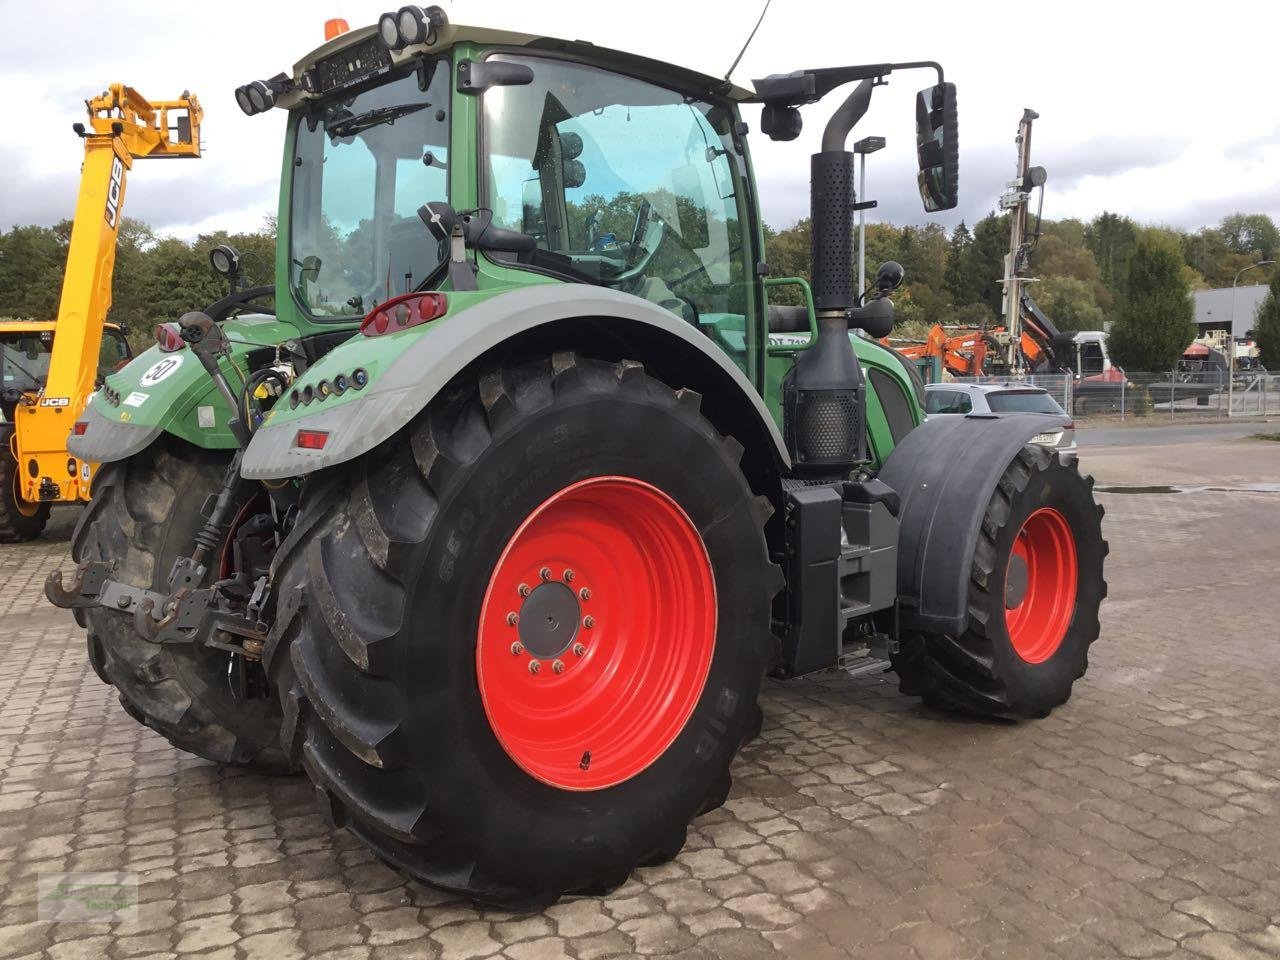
{"left": 888, "top": 316, "right": 1052, "bottom": 381}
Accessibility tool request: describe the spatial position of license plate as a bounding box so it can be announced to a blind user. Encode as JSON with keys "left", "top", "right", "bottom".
{"left": 1032, "top": 432, "right": 1061, "bottom": 445}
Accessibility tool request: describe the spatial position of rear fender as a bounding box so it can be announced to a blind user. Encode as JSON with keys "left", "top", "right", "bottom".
{"left": 68, "top": 314, "right": 303, "bottom": 463}
{"left": 877, "top": 413, "right": 1065, "bottom": 636}
{"left": 240, "top": 285, "right": 788, "bottom": 480}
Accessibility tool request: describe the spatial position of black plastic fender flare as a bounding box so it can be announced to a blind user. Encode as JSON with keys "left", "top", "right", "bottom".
{"left": 877, "top": 413, "right": 1065, "bottom": 636}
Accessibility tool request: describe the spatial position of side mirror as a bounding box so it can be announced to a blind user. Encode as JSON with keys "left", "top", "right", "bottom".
{"left": 875, "top": 260, "right": 904, "bottom": 293}
{"left": 914, "top": 82, "right": 958, "bottom": 212}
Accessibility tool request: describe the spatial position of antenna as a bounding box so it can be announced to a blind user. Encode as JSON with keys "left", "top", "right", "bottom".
{"left": 723, "top": 0, "right": 772, "bottom": 82}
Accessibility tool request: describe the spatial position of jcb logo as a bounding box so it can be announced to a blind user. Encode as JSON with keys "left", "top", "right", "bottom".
{"left": 104, "top": 156, "right": 125, "bottom": 229}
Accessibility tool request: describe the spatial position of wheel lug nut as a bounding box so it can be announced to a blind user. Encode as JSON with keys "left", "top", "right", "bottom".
{"left": 507, "top": 612, "right": 519, "bottom": 626}
{"left": 539, "top": 567, "right": 552, "bottom": 582}
{"left": 552, "top": 659, "right": 565, "bottom": 674}
{"left": 528, "top": 660, "right": 541, "bottom": 674}
{"left": 518, "top": 583, "right": 530, "bottom": 597}
{"left": 573, "top": 643, "right": 586, "bottom": 657}
{"left": 579, "top": 588, "right": 591, "bottom": 601}
{"left": 583, "top": 615, "right": 595, "bottom": 629}
{"left": 562, "top": 569, "right": 575, "bottom": 583}
{"left": 510, "top": 641, "right": 524, "bottom": 656}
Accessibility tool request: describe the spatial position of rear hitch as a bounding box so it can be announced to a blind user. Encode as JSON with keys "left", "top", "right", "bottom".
{"left": 45, "top": 561, "right": 113, "bottom": 609}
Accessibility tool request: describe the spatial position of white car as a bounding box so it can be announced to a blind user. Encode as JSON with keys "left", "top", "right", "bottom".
{"left": 923, "top": 382, "right": 1077, "bottom": 460}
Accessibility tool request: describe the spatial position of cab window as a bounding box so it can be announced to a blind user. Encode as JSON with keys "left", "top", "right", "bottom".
{"left": 98, "top": 330, "right": 131, "bottom": 380}
{"left": 482, "top": 54, "right": 754, "bottom": 375}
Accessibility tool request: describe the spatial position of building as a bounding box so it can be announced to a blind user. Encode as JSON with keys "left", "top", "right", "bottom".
{"left": 1193, "top": 284, "right": 1270, "bottom": 338}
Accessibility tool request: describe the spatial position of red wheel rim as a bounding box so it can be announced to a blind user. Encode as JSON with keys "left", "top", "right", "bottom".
{"left": 476, "top": 476, "right": 717, "bottom": 791}
{"left": 1004, "top": 507, "right": 1078, "bottom": 664}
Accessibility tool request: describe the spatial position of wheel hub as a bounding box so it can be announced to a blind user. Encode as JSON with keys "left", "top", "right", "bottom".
{"left": 516, "top": 580, "right": 581, "bottom": 660}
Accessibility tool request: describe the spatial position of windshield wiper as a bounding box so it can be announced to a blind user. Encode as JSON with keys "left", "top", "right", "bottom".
{"left": 328, "top": 102, "right": 430, "bottom": 139}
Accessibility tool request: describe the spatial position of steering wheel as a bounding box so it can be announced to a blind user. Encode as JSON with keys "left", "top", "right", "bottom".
{"left": 608, "top": 199, "right": 666, "bottom": 286}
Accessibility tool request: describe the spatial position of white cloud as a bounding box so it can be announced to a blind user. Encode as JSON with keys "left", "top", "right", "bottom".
{"left": 1, "top": 0, "right": 1276, "bottom": 238}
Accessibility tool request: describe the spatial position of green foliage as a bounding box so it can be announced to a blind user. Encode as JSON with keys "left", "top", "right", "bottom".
{"left": 0, "top": 219, "right": 277, "bottom": 355}
{"left": 1084, "top": 211, "right": 1138, "bottom": 300}
{"left": 1034, "top": 275, "right": 1104, "bottom": 331}
{"left": 1107, "top": 232, "right": 1196, "bottom": 372}
{"left": 1253, "top": 271, "right": 1280, "bottom": 368}
{"left": 1220, "top": 213, "right": 1280, "bottom": 260}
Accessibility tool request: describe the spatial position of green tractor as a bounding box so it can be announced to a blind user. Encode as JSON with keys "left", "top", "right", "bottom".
{"left": 49, "top": 8, "right": 1106, "bottom": 908}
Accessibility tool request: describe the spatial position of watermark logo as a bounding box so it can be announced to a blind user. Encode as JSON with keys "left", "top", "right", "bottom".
{"left": 38, "top": 872, "right": 138, "bottom": 922}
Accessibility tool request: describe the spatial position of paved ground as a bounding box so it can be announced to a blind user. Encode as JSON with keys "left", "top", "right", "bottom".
{"left": 3, "top": 432, "right": 1280, "bottom": 960}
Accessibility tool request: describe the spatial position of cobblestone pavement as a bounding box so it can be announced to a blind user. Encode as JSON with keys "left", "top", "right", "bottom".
{"left": 3, "top": 437, "right": 1280, "bottom": 960}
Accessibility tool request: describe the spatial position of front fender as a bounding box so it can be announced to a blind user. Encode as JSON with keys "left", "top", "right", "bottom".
{"left": 241, "top": 285, "right": 788, "bottom": 480}
{"left": 877, "top": 413, "right": 1064, "bottom": 636}
{"left": 68, "top": 314, "right": 302, "bottom": 463}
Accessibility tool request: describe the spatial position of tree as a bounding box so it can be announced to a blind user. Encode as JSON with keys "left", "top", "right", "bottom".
{"left": 1253, "top": 270, "right": 1280, "bottom": 368}
{"left": 1106, "top": 232, "right": 1196, "bottom": 372}
{"left": 968, "top": 213, "right": 1010, "bottom": 318}
{"left": 1034, "top": 275, "right": 1104, "bottom": 331}
{"left": 1220, "top": 213, "right": 1280, "bottom": 260}
{"left": 1084, "top": 212, "right": 1138, "bottom": 297}
{"left": 943, "top": 221, "right": 979, "bottom": 305}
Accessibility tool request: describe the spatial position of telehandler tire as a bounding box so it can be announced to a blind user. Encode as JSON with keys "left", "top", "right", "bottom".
{"left": 73, "top": 438, "right": 293, "bottom": 771}
{"left": 269, "top": 353, "right": 779, "bottom": 908}
{"left": 1, "top": 426, "right": 50, "bottom": 543}
{"left": 891, "top": 445, "right": 1106, "bottom": 719}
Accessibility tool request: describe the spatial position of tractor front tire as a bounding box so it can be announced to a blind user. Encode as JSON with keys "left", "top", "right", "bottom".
{"left": 269, "top": 353, "right": 778, "bottom": 908}
{"left": 1, "top": 426, "right": 49, "bottom": 543}
{"left": 891, "top": 446, "right": 1107, "bottom": 719}
{"left": 73, "top": 438, "right": 293, "bottom": 771}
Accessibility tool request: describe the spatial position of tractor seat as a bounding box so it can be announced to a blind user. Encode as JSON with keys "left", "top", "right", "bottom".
{"left": 768, "top": 304, "right": 810, "bottom": 333}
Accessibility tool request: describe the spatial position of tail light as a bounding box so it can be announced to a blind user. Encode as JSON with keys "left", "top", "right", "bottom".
{"left": 295, "top": 429, "right": 329, "bottom": 450}
{"left": 155, "top": 323, "right": 186, "bottom": 352}
{"left": 73, "top": 421, "right": 88, "bottom": 436}
{"left": 360, "top": 293, "right": 448, "bottom": 337}
{"left": 1063, "top": 421, "right": 1075, "bottom": 431}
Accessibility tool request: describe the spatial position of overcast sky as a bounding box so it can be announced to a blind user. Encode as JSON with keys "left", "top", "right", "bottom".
{"left": 2, "top": 0, "right": 1277, "bottom": 239}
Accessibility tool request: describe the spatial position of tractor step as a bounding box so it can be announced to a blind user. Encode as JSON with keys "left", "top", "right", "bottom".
{"left": 837, "top": 635, "right": 896, "bottom": 679}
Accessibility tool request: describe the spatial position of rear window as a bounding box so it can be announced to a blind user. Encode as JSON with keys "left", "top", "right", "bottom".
{"left": 986, "top": 390, "right": 1064, "bottom": 415}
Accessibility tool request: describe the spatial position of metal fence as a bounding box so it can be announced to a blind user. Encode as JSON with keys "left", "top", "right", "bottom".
{"left": 949, "top": 371, "right": 1280, "bottom": 421}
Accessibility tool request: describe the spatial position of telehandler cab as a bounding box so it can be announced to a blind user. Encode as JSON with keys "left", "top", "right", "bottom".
{"left": 49, "top": 8, "right": 1106, "bottom": 907}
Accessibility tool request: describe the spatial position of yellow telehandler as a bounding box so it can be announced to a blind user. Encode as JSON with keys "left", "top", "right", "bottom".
{"left": 1, "top": 85, "right": 201, "bottom": 540}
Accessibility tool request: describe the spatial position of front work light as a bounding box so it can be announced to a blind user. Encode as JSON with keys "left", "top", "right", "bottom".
{"left": 377, "top": 5, "right": 449, "bottom": 50}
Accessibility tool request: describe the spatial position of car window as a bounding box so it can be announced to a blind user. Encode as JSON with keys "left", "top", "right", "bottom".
{"left": 925, "top": 390, "right": 971, "bottom": 414}
{"left": 924, "top": 390, "right": 954, "bottom": 414}
{"left": 986, "top": 390, "right": 1064, "bottom": 415}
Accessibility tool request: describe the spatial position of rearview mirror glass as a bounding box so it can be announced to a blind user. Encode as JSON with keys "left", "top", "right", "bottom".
{"left": 915, "top": 82, "right": 958, "bottom": 212}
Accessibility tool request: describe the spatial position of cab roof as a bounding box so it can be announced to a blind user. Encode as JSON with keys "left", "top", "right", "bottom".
{"left": 278, "top": 21, "right": 754, "bottom": 110}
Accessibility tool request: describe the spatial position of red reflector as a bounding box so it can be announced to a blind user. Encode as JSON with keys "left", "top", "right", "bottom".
{"left": 1064, "top": 421, "right": 1075, "bottom": 430}
{"left": 73, "top": 421, "right": 88, "bottom": 435}
{"left": 295, "top": 429, "right": 329, "bottom": 450}
{"left": 155, "top": 323, "right": 186, "bottom": 352}
{"left": 360, "top": 292, "right": 448, "bottom": 337}
{"left": 324, "top": 17, "right": 349, "bottom": 40}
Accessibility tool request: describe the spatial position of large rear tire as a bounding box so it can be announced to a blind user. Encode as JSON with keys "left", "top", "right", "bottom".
{"left": 890, "top": 446, "right": 1107, "bottom": 719}
{"left": 268, "top": 353, "right": 779, "bottom": 908}
{"left": 73, "top": 438, "right": 293, "bottom": 771}
{"left": 1, "top": 426, "right": 49, "bottom": 543}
